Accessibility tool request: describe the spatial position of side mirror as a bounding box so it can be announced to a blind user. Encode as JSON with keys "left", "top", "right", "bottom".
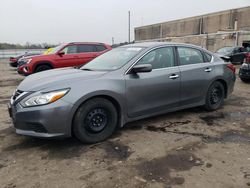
{"left": 57, "top": 51, "right": 65, "bottom": 56}
{"left": 131, "top": 64, "right": 152, "bottom": 73}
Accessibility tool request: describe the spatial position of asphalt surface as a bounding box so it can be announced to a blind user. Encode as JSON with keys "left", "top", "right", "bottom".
{"left": 0, "top": 59, "right": 250, "bottom": 188}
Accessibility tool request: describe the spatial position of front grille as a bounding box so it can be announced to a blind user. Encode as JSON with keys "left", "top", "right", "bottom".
{"left": 26, "top": 123, "right": 48, "bottom": 133}
{"left": 13, "top": 90, "right": 23, "bottom": 101}
{"left": 11, "top": 90, "right": 32, "bottom": 105}
{"left": 240, "top": 68, "right": 250, "bottom": 74}
{"left": 15, "top": 121, "right": 48, "bottom": 133}
{"left": 17, "top": 60, "right": 27, "bottom": 67}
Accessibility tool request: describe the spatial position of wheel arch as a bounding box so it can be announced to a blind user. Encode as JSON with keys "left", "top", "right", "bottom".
{"left": 208, "top": 78, "right": 228, "bottom": 98}
{"left": 215, "top": 79, "right": 228, "bottom": 98}
{"left": 33, "top": 61, "right": 54, "bottom": 72}
{"left": 70, "top": 94, "right": 124, "bottom": 137}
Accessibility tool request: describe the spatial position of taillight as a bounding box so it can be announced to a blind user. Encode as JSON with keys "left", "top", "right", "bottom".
{"left": 244, "top": 53, "right": 250, "bottom": 64}
{"left": 9, "top": 57, "right": 17, "bottom": 62}
{"left": 227, "top": 63, "right": 236, "bottom": 74}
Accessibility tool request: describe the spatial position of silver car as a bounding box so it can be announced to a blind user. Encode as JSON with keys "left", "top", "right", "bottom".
{"left": 8, "top": 42, "right": 236, "bottom": 143}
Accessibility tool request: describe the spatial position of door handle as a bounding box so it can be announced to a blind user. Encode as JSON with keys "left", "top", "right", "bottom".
{"left": 169, "top": 74, "right": 179, "bottom": 79}
{"left": 204, "top": 68, "right": 212, "bottom": 72}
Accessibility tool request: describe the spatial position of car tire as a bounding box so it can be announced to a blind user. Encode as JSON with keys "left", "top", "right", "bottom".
{"left": 73, "top": 98, "right": 118, "bottom": 144}
{"left": 204, "top": 81, "right": 225, "bottom": 111}
{"left": 35, "top": 64, "right": 52, "bottom": 73}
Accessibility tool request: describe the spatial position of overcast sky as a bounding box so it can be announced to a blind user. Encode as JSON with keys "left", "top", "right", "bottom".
{"left": 0, "top": 0, "right": 250, "bottom": 45}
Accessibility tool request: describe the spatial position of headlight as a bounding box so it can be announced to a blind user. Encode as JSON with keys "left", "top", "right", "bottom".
{"left": 21, "top": 89, "right": 70, "bottom": 107}
{"left": 241, "top": 63, "right": 249, "bottom": 68}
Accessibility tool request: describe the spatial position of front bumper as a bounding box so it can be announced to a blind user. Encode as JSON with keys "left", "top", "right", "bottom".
{"left": 239, "top": 68, "right": 250, "bottom": 79}
{"left": 8, "top": 98, "right": 74, "bottom": 138}
{"left": 9, "top": 61, "right": 18, "bottom": 67}
{"left": 17, "top": 65, "right": 31, "bottom": 76}
{"left": 16, "top": 129, "right": 65, "bottom": 138}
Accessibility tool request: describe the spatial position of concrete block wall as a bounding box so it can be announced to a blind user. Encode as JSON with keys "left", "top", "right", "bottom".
{"left": 135, "top": 6, "right": 250, "bottom": 46}
{"left": 153, "top": 31, "right": 250, "bottom": 52}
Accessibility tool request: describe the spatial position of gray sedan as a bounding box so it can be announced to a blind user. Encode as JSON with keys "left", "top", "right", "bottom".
{"left": 8, "top": 42, "right": 236, "bottom": 143}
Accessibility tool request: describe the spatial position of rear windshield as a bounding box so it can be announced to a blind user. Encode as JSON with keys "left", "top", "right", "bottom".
{"left": 217, "top": 47, "right": 234, "bottom": 54}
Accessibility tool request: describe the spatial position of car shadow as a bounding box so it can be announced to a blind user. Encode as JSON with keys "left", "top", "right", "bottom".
{"left": 0, "top": 106, "right": 207, "bottom": 160}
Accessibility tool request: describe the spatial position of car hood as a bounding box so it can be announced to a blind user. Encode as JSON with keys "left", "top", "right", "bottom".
{"left": 18, "top": 67, "right": 107, "bottom": 91}
{"left": 216, "top": 54, "right": 231, "bottom": 62}
{"left": 216, "top": 52, "right": 231, "bottom": 56}
{"left": 22, "top": 53, "right": 54, "bottom": 61}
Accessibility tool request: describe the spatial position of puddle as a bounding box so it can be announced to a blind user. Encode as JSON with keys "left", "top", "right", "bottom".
{"left": 224, "top": 95, "right": 249, "bottom": 107}
{"left": 136, "top": 144, "right": 203, "bottom": 185}
{"left": 100, "top": 141, "right": 132, "bottom": 161}
{"left": 146, "top": 120, "right": 191, "bottom": 132}
{"left": 200, "top": 113, "right": 225, "bottom": 126}
{"left": 225, "top": 111, "right": 250, "bottom": 121}
{"left": 146, "top": 123, "right": 250, "bottom": 145}
{"left": 147, "top": 125, "right": 167, "bottom": 132}
{"left": 162, "top": 120, "right": 191, "bottom": 128}
{"left": 218, "top": 130, "right": 250, "bottom": 143}
{"left": 206, "top": 163, "right": 212, "bottom": 168}
{"left": 200, "top": 111, "right": 250, "bottom": 126}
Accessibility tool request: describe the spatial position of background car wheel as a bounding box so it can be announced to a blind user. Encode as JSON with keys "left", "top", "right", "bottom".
{"left": 35, "top": 64, "right": 52, "bottom": 73}
{"left": 204, "top": 81, "right": 225, "bottom": 111}
{"left": 240, "top": 78, "right": 250, "bottom": 83}
{"left": 73, "top": 98, "right": 118, "bottom": 144}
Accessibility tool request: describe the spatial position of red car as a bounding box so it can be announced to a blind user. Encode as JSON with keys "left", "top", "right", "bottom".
{"left": 17, "top": 42, "right": 112, "bottom": 75}
{"left": 9, "top": 52, "right": 41, "bottom": 67}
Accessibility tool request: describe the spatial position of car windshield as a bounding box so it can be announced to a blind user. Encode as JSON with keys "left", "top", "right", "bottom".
{"left": 80, "top": 47, "right": 144, "bottom": 71}
{"left": 217, "top": 47, "right": 234, "bottom": 54}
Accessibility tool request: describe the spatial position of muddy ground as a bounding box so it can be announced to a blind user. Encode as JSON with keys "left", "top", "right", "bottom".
{"left": 0, "top": 59, "right": 250, "bottom": 188}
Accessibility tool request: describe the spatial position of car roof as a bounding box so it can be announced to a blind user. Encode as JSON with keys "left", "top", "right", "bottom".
{"left": 218, "top": 46, "right": 241, "bottom": 49}
{"left": 68, "top": 42, "right": 108, "bottom": 45}
{"left": 122, "top": 42, "right": 204, "bottom": 49}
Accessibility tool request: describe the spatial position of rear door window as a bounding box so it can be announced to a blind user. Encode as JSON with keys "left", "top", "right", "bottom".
{"left": 95, "top": 45, "right": 107, "bottom": 52}
{"left": 177, "top": 47, "right": 204, "bottom": 65}
{"left": 77, "top": 45, "right": 96, "bottom": 53}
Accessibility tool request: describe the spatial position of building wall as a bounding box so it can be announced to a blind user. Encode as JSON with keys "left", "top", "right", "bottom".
{"left": 134, "top": 6, "right": 250, "bottom": 51}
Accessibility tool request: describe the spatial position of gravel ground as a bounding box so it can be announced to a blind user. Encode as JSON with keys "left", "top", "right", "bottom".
{"left": 0, "top": 59, "right": 250, "bottom": 188}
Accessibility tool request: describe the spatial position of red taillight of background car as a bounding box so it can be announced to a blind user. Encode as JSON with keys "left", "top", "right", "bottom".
{"left": 9, "top": 57, "right": 17, "bottom": 62}
{"left": 244, "top": 53, "right": 250, "bottom": 64}
{"left": 226, "top": 63, "right": 236, "bottom": 74}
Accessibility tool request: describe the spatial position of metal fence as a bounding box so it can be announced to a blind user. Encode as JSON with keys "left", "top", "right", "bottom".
{"left": 0, "top": 49, "right": 45, "bottom": 59}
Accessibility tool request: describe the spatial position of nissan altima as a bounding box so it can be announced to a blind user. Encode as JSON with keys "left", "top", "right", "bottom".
{"left": 8, "top": 42, "right": 236, "bottom": 143}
